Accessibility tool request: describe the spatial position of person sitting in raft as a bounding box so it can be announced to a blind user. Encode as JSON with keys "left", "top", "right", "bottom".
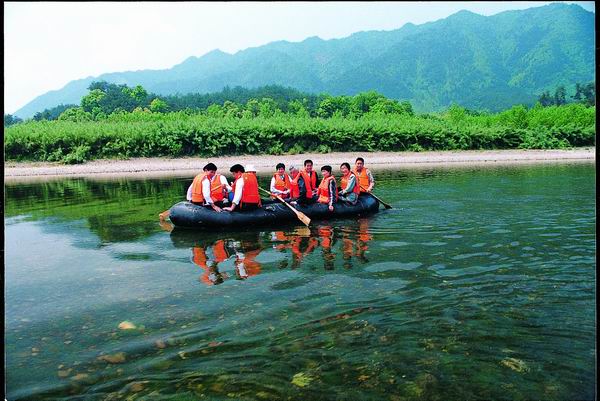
{"left": 296, "top": 159, "right": 319, "bottom": 205}
{"left": 270, "top": 163, "right": 291, "bottom": 199}
{"left": 353, "top": 157, "right": 375, "bottom": 193}
{"left": 160, "top": 164, "right": 210, "bottom": 221}
{"left": 317, "top": 165, "right": 338, "bottom": 212}
{"left": 338, "top": 162, "right": 360, "bottom": 205}
{"left": 288, "top": 165, "right": 300, "bottom": 202}
{"left": 223, "top": 164, "right": 262, "bottom": 212}
{"left": 188, "top": 162, "right": 232, "bottom": 213}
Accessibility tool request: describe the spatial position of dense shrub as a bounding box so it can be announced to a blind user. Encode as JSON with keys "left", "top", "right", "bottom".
{"left": 4, "top": 104, "right": 595, "bottom": 163}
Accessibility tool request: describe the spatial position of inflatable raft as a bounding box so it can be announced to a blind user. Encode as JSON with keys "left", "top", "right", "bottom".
{"left": 169, "top": 194, "right": 380, "bottom": 229}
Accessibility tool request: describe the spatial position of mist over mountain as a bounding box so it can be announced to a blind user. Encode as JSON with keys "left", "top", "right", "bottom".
{"left": 14, "top": 3, "right": 595, "bottom": 119}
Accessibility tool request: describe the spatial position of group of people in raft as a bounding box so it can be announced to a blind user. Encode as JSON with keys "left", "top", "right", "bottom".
{"left": 160, "top": 157, "right": 375, "bottom": 219}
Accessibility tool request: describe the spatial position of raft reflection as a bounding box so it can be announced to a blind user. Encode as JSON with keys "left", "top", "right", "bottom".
{"left": 169, "top": 219, "right": 373, "bottom": 285}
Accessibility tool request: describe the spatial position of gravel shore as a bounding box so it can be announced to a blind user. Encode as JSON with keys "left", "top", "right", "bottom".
{"left": 4, "top": 148, "right": 595, "bottom": 181}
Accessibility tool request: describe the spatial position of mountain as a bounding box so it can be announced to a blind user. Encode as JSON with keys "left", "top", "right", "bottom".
{"left": 14, "top": 3, "right": 595, "bottom": 118}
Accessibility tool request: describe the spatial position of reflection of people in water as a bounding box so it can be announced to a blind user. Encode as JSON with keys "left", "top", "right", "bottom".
{"left": 272, "top": 231, "right": 319, "bottom": 269}
{"left": 233, "top": 240, "right": 262, "bottom": 279}
{"left": 356, "top": 218, "right": 372, "bottom": 262}
{"left": 319, "top": 226, "right": 336, "bottom": 270}
{"left": 192, "top": 239, "right": 230, "bottom": 285}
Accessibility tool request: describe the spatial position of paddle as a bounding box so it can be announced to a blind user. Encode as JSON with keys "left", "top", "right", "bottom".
{"left": 258, "top": 187, "right": 311, "bottom": 226}
{"left": 360, "top": 186, "right": 392, "bottom": 209}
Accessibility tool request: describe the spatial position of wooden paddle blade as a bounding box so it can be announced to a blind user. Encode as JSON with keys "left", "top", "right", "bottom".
{"left": 298, "top": 212, "right": 311, "bottom": 226}
{"left": 382, "top": 202, "right": 393, "bottom": 209}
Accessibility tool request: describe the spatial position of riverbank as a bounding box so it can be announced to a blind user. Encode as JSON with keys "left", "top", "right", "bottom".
{"left": 4, "top": 148, "right": 595, "bottom": 181}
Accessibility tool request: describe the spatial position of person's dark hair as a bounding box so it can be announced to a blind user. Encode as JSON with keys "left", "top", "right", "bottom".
{"left": 355, "top": 157, "right": 365, "bottom": 163}
{"left": 276, "top": 163, "right": 285, "bottom": 170}
{"left": 203, "top": 162, "right": 217, "bottom": 172}
{"left": 230, "top": 164, "right": 245, "bottom": 173}
{"left": 321, "top": 165, "right": 332, "bottom": 173}
{"left": 304, "top": 159, "right": 313, "bottom": 166}
{"left": 340, "top": 162, "right": 351, "bottom": 170}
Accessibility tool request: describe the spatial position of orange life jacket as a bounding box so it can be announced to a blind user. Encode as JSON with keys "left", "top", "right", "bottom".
{"left": 340, "top": 172, "right": 361, "bottom": 195}
{"left": 352, "top": 167, "right": 371, "bottom": 193}
{"left": 212, "top": 240, "right": 229, "bottom": 262}
{"left": 232, "top": 172, "right": 262, "bottom": 208}
{"left": 299, "top": 169, "right": 317, "bottom": 194}
{"left": 271, "top": 173, "right": 291, "bottom": 198}
{"left": 191, "top": 173, "right": 207, "bottom": 203}
{"left": 192, "top": 246, "right": 208, "bottom": 269}
{"left": 191, "top": 173, "right": 225, "bottom": 203}
{"left": 319, "top": 226, "right": 333, "bottom": 249}
{"left": 317, "top": 176, "right": 338, "bottom": 204}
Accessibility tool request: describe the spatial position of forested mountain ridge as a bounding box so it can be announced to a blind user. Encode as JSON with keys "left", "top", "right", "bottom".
{"left": 14, "top": 3, "right": 594, "bottom": 118}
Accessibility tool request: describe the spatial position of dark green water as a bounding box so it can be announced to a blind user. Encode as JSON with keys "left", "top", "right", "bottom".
{"left": 4, "top": 163, "right": 596, "bottom": 401}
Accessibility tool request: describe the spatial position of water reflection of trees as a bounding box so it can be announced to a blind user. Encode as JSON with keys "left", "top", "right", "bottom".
{"left": 169, "top": 219, "right": 373, "bottom": 286}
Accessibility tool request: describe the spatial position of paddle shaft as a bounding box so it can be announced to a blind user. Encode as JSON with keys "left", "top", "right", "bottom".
{"left": 258, "top": 187, "right": 311, "bottom": 226}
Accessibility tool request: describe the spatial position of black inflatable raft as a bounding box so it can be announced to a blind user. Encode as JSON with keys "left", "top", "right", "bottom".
{"left": 169, "top": 194, "right": 380, "bottom": 229}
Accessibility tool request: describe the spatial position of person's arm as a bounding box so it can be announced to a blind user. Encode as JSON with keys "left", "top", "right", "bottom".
{"left": 345, "top": 175, "right": 356, "bottom": 194}
{"left": 312, "top": 172, "right": 319, "bottom": 195}
{"left": 367, "top": 170, "right": 375, "bottom": 192}
{"left": 202, "top": 179, "right": 213, "bottom": 204}
{"left": 220, "top": 175, "right": 232, "bottom": 192}
{"left": 328, "top": 180, "right": 336, "bottom": 209}
{"left": 224, "top": 178, "right": 244, "bottom": 211}
{"left": 186, "top": 183, "right": 193, "bottom": 201}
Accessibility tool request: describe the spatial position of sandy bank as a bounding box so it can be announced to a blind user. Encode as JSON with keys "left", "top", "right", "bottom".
{"left": 4, "top": 148, "right": 595, "bottom": 182}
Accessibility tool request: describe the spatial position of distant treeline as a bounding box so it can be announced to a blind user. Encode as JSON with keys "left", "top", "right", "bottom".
{"left": 4, "top": 80, "right": 594, "bottom": 127}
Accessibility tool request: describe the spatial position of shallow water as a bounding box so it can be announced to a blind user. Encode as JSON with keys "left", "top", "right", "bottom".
{"left": 4, "top": 163, "right": 596, "bottom": 400}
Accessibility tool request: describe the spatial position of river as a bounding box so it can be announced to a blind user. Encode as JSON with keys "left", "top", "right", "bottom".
{"left": 4, "top": 162, "right": 596, "bottom": 400}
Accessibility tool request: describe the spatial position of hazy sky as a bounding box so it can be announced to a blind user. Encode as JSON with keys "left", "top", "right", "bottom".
{"left": 3, "top": 1, "right": 595, "bottom": 114}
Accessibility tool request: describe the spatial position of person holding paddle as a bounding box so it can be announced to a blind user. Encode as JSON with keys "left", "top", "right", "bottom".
{"left": 353, "top": 157, "right": 374, "bottom": 193}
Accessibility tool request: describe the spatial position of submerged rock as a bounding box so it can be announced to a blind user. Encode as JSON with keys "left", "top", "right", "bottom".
{"left": 97, "top": 352, "right": 127, "bottom": 364}
{"left": 118, "top": 321, "right": 137, "bottom": 330}
{"left": 500, "top": 357, "right": 530, "bottom": 373}
{"left": 292, "top": 372, "right": 313, "bottom": 387}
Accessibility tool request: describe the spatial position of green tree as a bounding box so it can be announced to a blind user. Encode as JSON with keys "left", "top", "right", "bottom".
{"left": 4, "top": 114, "right": 23, "bottom": 126}
{"left": 58, "top": 107, "right": 93, "bottom": 122}
{"left": 538, "top": 91, "right": 554, "bottom": 107}
{"left": 130, "top": 85, "right": 149, "bottom": 104}
{"left": 258, "top": 98, "right": 278, "bottom": 117}
{"left": 554, "top": 86, "right": 566, "bottom": 106}
{"left": 351, "top": 91, "right": 386, "bottom": 116}
{"left": 149, "top": 98, "right": 169, "bottom": 113}
{"left": 81, "top": 89, "right": 107, "bottom": 114}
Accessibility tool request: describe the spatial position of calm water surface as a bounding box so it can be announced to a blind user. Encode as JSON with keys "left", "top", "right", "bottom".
{"left": 4, "top": 163, "right": 596, "bottom": 400}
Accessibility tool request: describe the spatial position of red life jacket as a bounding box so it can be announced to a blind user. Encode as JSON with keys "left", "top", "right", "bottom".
{"left": 289, "top": 175, "right": 300, "bottom": 198}
{"left": 232, "top": 172, "right": 262, "bottom": 208}
{"left": 299, "top": 169, "right": 317, "bottom": 194}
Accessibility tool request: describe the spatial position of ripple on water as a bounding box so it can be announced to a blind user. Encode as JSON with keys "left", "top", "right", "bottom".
{"left": 364, "top": 261, "right": 423, "bottom": 273}
{"left": 490, "top": 229, "right": 511, "bottom": 234}
{"left": 380, "top": 241, "right": 410, "bottom": 247}
{"left": 451, "top": 252, "right": 492, "bottom": 260}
